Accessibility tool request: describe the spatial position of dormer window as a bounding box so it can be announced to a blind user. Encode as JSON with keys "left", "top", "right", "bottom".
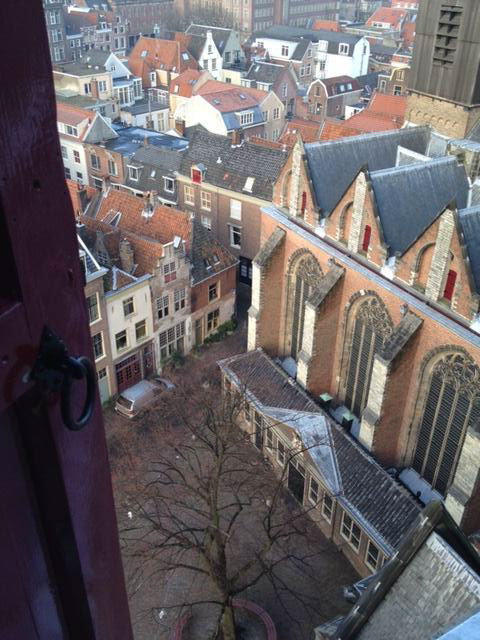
{"left": 239, "top": 111, "right": 254, "bottom": 126}
{"left": 339, "top": 43, "right": 349, "bottom": 55}
{"left": 191, "top": 165, "right": 205, "bottom": 183}
{"left": 164, "top": 177, "right": 175, "bottom": 193}
{"left": 281, "top": 45, "right": 289, "bottom": 56}
{"left": 129, "top": 166, "right": 139, "bottom": 181}
{"left": 66, "top": 125, "right": 78, "bottom": 137}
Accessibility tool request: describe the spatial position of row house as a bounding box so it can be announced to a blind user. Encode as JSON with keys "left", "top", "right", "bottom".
{"left": 75, "top": 187, "right": 237, "bottom": 391}
{"left": 219, "top": 349, "right": 421, "bottom": 577}
{"left": 186, "top": 24, "right": 245, "bottom": 73}
{"left": 181, "top": 81, "right": 285, "bottom": 141}
{"left": 128, "top": 36, "right": 198, "bottom": 94}
{"left": 248, "top": 25, "right": 370, "bottom": 86}
{"left": 247, "top": 125, "right": 480, "bottom": 535}
{"left": 176, "top": 125, "right": 289, "bottom": 285}
{"left": 305, "top": 75, "right": 362, "bottom": 122}
{"left": 65, "top": 6, "right": 130, "bottom": 55}
{"left": 43, "top": 0, "right": 69, "bottom": 63}
{"left": 177, "top": 29, "right": 223, "bottom": 82}
{"left": 242, "top": 61, "right": 297, "bottom": 117}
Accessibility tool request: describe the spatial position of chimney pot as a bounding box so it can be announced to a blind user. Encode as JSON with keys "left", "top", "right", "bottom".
{"left": 175, "top": 119, "right": 186, "bottom": 136}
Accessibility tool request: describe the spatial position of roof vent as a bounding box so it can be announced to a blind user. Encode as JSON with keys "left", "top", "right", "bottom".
{"left": 216, "top": 156, "right": 222, "bottom": 164}
{"left": 239, "top": 93, "right": 246, "bottom": 100}
{"left": 213, "top": 98, "right": 221, "bottom": 105}
{"left": 243, "top": 176, "right": 255, "bottom": 192}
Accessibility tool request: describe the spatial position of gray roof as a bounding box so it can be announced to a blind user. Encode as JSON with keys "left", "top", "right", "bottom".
{"left": 291, "top": 38, "right": 311, "bottom": 61}
{"left": 54, "top": 50, "right": 110, "bottom": 76}
{"left": 253, "top": 25, "right": 361, "bottom": 55}
{"left": 305, "top": 126, "right": 431, "bottom": 215}
{"left": 219, "top": 349, "right": 421, "bottom": 552}
{"left": 105, "top": 123, "right": 188, "bottom": 156}
{"left": 184, "top": 33, "right": 206, "bottom": 60}
{"left": 120, "top": 98, "right": 168, "bottom": 116}
{"left": 466, "top": 118, "right": 480, "bottom": 144}
{"left": 124, "top": 145, "right": 183, "bottom": 200}
{"left": 459, "top": 206, "right": 480, "bottom": 293}
{"left": 245, "top": 61, "right": 284, "bottom": 85}
{"left": 190, "top": 220, "right": 238, "bottom": 284}
{"left": 180, "top": 126, "right": 289, "bottom": 200}
{"left": 186, "top": 24, "right": 232, "bottom": 55}
{"left": 370, "top": 157, "right": 469, "bottom": 255}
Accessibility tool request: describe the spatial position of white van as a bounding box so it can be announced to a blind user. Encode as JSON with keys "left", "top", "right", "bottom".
{"left": 115, "top": 380, "right": 160, "bottom": 419}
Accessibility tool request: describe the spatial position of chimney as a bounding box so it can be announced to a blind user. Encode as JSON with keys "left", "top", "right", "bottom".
{"left": 119, "top": 238, "right": 135, "bottom": 274}
{"left": 91, "top": 79, "right": 99, "bottom": 99}
{"left": 149, "top": 190, "right": 157, "bottom": 207}
{"left": 175, "top": 119, "right": 186, "bottom": 136}
{"left": 102, "top": 176, "right": 111, "bottom": 194}
{"left": 231, "top": 128, "right": 243, "bottom": 146}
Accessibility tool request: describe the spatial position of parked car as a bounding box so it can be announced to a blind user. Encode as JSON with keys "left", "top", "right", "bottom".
{"left": 115, "top": 380, "right": 161, "bottom": 419}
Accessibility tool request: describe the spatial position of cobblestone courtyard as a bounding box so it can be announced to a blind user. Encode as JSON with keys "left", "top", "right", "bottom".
{"left": 105, "top": 322, "right": 358, "bottom": 640}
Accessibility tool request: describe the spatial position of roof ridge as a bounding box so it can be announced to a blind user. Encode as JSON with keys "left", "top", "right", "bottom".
{"left": 305, "top": 125, "right": 430, "bottom": 149}
{"left": 370, "top": 155, "right": 457, "bottom": 179}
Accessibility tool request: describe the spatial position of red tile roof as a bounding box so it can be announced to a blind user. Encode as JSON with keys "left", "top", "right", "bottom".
{"left": 319, "top": 119, "right": 362, "bottom": 141}
{"left": 367, "top": 91, "right": 407, "bottom": 121}
{"left": 342, "top": 110, "right": 401, "bottom": 133}
{"left": 66, "top": 180, "right": 97, "bottom": 219}
{"left": 248, "top": 136, "right": 285, "bottom": 150}
{"left": 279, "top": 118, "right": 322, "bottom": 146}
{"left": 311, "top": 19, "right": 340, "bottom": 31}
{"left": 56, "top": 102, "right": 93, "bottom": 127}
{"left": 197, "top": 82, "right": 267, "bottom": 112}
{"left": 170, "top": 68, "right": 204, "bottom": 98}
{"left": 366, "top": 7, "right": 407, "bottom": 29}
{"left": 128, "top": 37, "right": 198, "bottom": 87}
{"left": 401, "top": 22, "right": 416, "bottom": 47}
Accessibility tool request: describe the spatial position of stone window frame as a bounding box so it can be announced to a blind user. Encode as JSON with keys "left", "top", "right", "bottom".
{"left": 337, "top": 200, "right": 353, "bottom": 243}
{"left": 411, "top": 242, "right": 436, "bottom": 292}
{"left": 283, "top": 248, "right": 323, "bottom": 359}
{"left": 404, "top": 346, "right": 480, "bottom": 497}
{"left": 337, "top": 291, "right": 393, "bottom": 415}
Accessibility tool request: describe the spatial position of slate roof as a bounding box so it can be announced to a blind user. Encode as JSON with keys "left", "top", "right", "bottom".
{"left": 190, "top": 220, "right": 238, "bottom": 285}
{"left": 175, "top": 32, "right": 206, "bottom": 61}
{"left": 120, "top": 98, "right": 167, "bottom": 116}
{"left": 370, "top": 157, "right": 469, "bottom": 255}
{"left": 252, "top": 25, "right": 362, "bottom": 55}
{"left": 123, "top": 145, "right": 183, "bottom": 201}
{"left": 291, "top": 38, "right": 311, "bottom": 61}
{"left": 180, "top": 126, "right": 289, "bottom": 200}
{"left": 305, "top": 126, "right": 431, "bottom": 215}
{"left": 104, "top": 123, "right": 188, "bottom": 156}
{"left": 245, "top": 61, "right": 285, "bottom": 85}
{"left": 458, "top": 206, "right": 480, "bottom": 293}
{"left": 219, "top": 349, "right": 421, "bottom": 552}
{"left": 186, "top": 24, "right": 232, "bottom": 55}
{"left": 322, "top": 75, "right": 361, "bottom": 97}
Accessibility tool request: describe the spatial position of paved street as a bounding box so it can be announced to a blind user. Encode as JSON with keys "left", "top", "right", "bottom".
{"left": 105, "top": 323, "right": 358, "bottom": 640}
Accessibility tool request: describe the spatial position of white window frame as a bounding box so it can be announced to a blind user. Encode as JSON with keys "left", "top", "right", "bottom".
{"left": 239, "top": 111, "right": 254, "bottom": 126}
{"left": 273, "top": 107, "right": 280, "bottom": 120}
{"left": 230, "top": 199, "right": 242, "bottom": 221}
{"left": 174, "top": 288, "right": 186, "bottom": 311}
{"left": 339, "top": 43, "right": 350, "bottom": 55}
{"left": 129, "top": 166, "right": 139, "bottom": 181}
{"left": 341, "top": 512, "right": 362, "bottom": 552}
{"left": 92, "top": 332, "right": 104, "bottom": 361}
{"left": 115, "top": 329, "right": 128, "bottom": 352}
{"left": 322, "top": 494, "right": 334, "bottom": 523}
{"left": 184, "top": 184, "right": 195, "bottom": 206}
{"left": 156, "top": 294, "right": 169, "bottom": 319}
{"left": 229, "top": 224, "right": 241, "bottom": 249}
{"left": 277, "top": 439, "right": 286, "bottom": 465}
{"left": 200, "top": 190, "right": 211, "bottom": 211}
{"left": 201, "top": 215, "right": 211, "bottom": 230}
{"left": 164, "top": 176, "right": 175, "bottom": 193}
{"left": 365, "top": 540, "right": 381, "bottom": 571}
{"left": 123, "top": 296, "right": 135, "bottom": 317}
{"left": 108, "top": 159, "right": 117, "bottom": 176}
{"left": 309, "top": 477, "right": 319, "bottom": 504}
{"left": 135, "top": 318, "right": 147, "bottom": 342}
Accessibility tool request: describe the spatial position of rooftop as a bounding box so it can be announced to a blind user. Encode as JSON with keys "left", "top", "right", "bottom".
{"left": 104, "top": 123, "right": 188, "bottom": 156}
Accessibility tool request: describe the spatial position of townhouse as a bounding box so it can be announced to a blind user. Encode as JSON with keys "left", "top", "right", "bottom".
{"left": 242, "top": 61, "right": 298, "bottom": 117}
{"left": 305, "top": 75, "right": 362, "bottom": 122}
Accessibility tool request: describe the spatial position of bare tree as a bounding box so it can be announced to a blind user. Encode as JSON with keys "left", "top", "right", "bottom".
{"left": 161, "top": 3, "right": 237, "bottom": 34}
{"left": 116, "top": 376, "right": 345, "bottom": 640}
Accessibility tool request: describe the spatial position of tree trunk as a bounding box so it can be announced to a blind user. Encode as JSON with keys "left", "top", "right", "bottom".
{"left": 220, "top": 604, "right": 236, "bottom": 640}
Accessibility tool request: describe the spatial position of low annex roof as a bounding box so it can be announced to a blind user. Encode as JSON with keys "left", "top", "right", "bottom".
{"left": 305, "top": 126, "right": 431, "bottom": 215}
{"left": 219, "top": 349, "right": 420, "bottom": 552}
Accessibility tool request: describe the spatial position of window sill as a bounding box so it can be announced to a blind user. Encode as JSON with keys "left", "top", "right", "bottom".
{"left": 136, "top": 334, "right": 148, "bottom": 344}
{"left": 94, "top": 354, "right": 106, "bottom": 363}
{"left": 116, "top": 346, "right": 129, "bottom": 354}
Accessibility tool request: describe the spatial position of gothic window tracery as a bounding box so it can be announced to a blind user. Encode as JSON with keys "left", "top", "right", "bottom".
{"left": 413, "top": 353, "right": 480, "bottom": 496}
{"left": 344, "top": 296, "right": 392, "bottom": 417}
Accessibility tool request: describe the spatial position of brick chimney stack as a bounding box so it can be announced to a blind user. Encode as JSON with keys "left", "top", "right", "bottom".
{"left": 119, "top": 238, "right": 135, "bottom": 274}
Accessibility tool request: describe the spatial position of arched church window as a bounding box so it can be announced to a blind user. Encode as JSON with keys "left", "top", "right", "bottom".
{"left": 413, "top": 353, "right": 480, "bottom": 496}
{"left": 344, "top": 297, "right": 392, "bottom": 416}
{"left": 288, "top": 253, "right": 322, "bottom": 359}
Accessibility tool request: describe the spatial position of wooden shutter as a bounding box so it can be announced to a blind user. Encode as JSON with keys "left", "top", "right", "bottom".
{"left": 362, "top": 225, "right": 372, "bottom": 252}
{"left": 301, "top": 191, "right": 307, "bottom": 215}
{"left": 443, "top": 269, "right": 457, "bottom": 301}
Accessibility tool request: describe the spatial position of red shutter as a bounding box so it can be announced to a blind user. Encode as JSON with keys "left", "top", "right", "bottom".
{"left": 192, "top": 168, "right": 201, "bottom": 183}
{"left": 443, "top": 270, "right": 457, "bottom": 301}
{"left": 301, "top": 191, "right": 307, "bottom": 215}
{"left": 362, "top": 225, "right": 371, "bottom": 252}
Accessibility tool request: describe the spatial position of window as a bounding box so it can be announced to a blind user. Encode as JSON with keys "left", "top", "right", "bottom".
{"left": 309, "top": 477, "right": 319, "bottom": 504}
{"left": 225, "top": 51, "right": 231, "bottom": 63}
{"left": 412, "top": 353, "right": 480, "bottom": 496}
{"left": 201, "top": 191, "right": 211, "bottom": 211}
{"left": 164, "top": 261, "right": 176, "bottom": 283}
{"left": 339, "top": 43, "right": 349, "bottom": 55}
{"left": 230, "top": 199, "right": 242, "bottom": 220}
{"left": 184, "top": 185, "right": 195, "bottom": 205}
{"left": 322, "top": 494, "right": 334, "bottom": 522}
{"left": 73, "top": 150, "right": 81, "bottom": 164}
{"left": 365, "top": 540, "right": 381, "bottom": 571}
{"left": 362, "top": 225, "right": 371, "bottom": 252}
{"left": 129, "top": 166, "right": 139, "bottom": 181}
{"left": 307, "top": 49, "right": 312, "bottom": 58}
{"left": 262, "top": 110, "right": 269, "bottom": 121}
{"left": 84, "top": 82, "right": 92, "bottom": 95}
{"left": 123, "top": 296, "right": 134, "bottom": 317}
{"left": 379, "top": 79, "right": 387, "bottom": 92}
{"left": 156, "top": 295, "right": 169, "bottom": 319}
{"left": 212, "top": 58, "right": 217, "bottom": 71}
{"left": 208, "top": 283, "right": 218, "bottom": 302}
{"left": 239, "top": 111, "right": 254, "bottom": 126}
{"left": 207, "top": 44, "right": 212, "bottom": 54}
{"left": 305, "top": 64, "right": 311, "bottom": 75}
{"left": 61, "top": 145, "right": 68, "bottom": 159}
{"left": 282, "top": 83, "right": 287, "bottom": 98}
{"left": 135, "top": 319, "right": 147, "bottom": 341}
{"left": 277, "top": 440, "right": 286, "bottom": 465}
{"left": 91, "top": 154, "right": 100, "bottom": 169}
{"left": 207, "top": 308, "right": 219, "bottom": 332}
{"left": 115, "top": 329, "right": 128, "bottom": 352}
{"left": 108, "top": 159, "right": 117, "bottom": 176}
{"left": 174, "top": 288, "right": 186, "bottom": 311}
{"left": 266, "top": 427, "right": 273, "bottom": 449}
{"left": 159, "top": 321, "right": 185, "bottom": 360}
{"left": 341, "top": 513, "right": 361, "bottom": 551}
{"left": 281, "top": 45, "right": 289, "bottom": 56}
{"left": 229, "top": 225, "right": 241, "bottom": 249}
{"left": 98, "top": 80, "right": 107, "bottom": 92}
{"left": 301, "top": 191, "right": 307, "bottom": 217}
{"left": 300, "top": 66, "right": 305, "bottom": 77}
{"left": 344, "top": 297, "right": 392, "bottom": 417}
{"left": 273, "top": 107, "right": 280, "bottom": 120}
{"left": 93, "top": 177, "right": 103, "bottom": 189}
{"left": 76, "top": 172, "right": 83, "bottom": 181}
{"left": 201, "top": 215, "right": 211, "bottom": 230}
{"left": 164, "top": 177, "right": 174, "bottom": 193}
{"left": 150, "top": 71, "right": 156, "bottom": 86}
{"left": 64, "top": 167, "right": 71, "bottom": 179}
{"left": 393, "top": 85, "right": 402, "bottom": 96}
{"left": 244, "top": 400, "right": 250, "bottom": 421}
{"left": 443, "top": 269, "right": 457, "bottom": 301}
{"left": 92, "top": 332, "right": 104, "bottom": 360}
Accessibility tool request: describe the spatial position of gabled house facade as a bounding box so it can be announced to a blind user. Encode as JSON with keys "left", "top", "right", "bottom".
{"left": 305, "top": 75, "right": 363, "bottom": 122}
{"left": 242, "top": 61, "right": 298, "bottom": 116}
{"left": 186, "top": 24, "right": 245, "bottom": 73}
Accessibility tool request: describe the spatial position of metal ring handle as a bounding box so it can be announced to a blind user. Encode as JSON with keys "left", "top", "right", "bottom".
{"left": 61, "top": 356, "right": 96, "bottom": 431}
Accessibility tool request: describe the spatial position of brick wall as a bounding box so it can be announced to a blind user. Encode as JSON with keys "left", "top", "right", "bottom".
{"left": 406, "top": 91, "right": 480, "bottom": 139}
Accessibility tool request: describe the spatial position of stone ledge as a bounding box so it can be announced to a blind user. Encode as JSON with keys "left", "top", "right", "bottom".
{"left": 253, "top": 227, "right": 285, "bottom": 268}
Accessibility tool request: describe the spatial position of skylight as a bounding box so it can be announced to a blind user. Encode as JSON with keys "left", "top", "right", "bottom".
{"left": 243, "top": 177, "right": 255, "bottom": 192}
{"left": 182, "top": 52, "right": 189, "bottom": 60}
{"left": 213, "top": 98, "right": 221, "bottom": 105}
{"left": 141, "top": 50, "right": 147, "bottom": 58}
{"left": 239, "top": 93, "right": 246, "bottom": 100}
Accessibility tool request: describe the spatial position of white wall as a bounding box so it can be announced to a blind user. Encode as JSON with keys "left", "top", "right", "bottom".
{"left": 198, "top": 32, "right": 223, "bottom": 81}
{"left": 251, "top": 37, "right": 298, "bottom": 61}
{"left": 352, "top": 38, "right": 370, "bottom": 77}
{"left": 60, "top": 135, "right": 89, "bottom": 185}
{"left": 183, "top": 96, "right": 227, "bottom": 136}
{"left": 323, "top": 52, "right": 354, "bottom": 78}
{"left": 121, "top": 107, "right": 169, "bottom": 131}
{"left": 106, "top": 280, "right": 154, "bottom": 363}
